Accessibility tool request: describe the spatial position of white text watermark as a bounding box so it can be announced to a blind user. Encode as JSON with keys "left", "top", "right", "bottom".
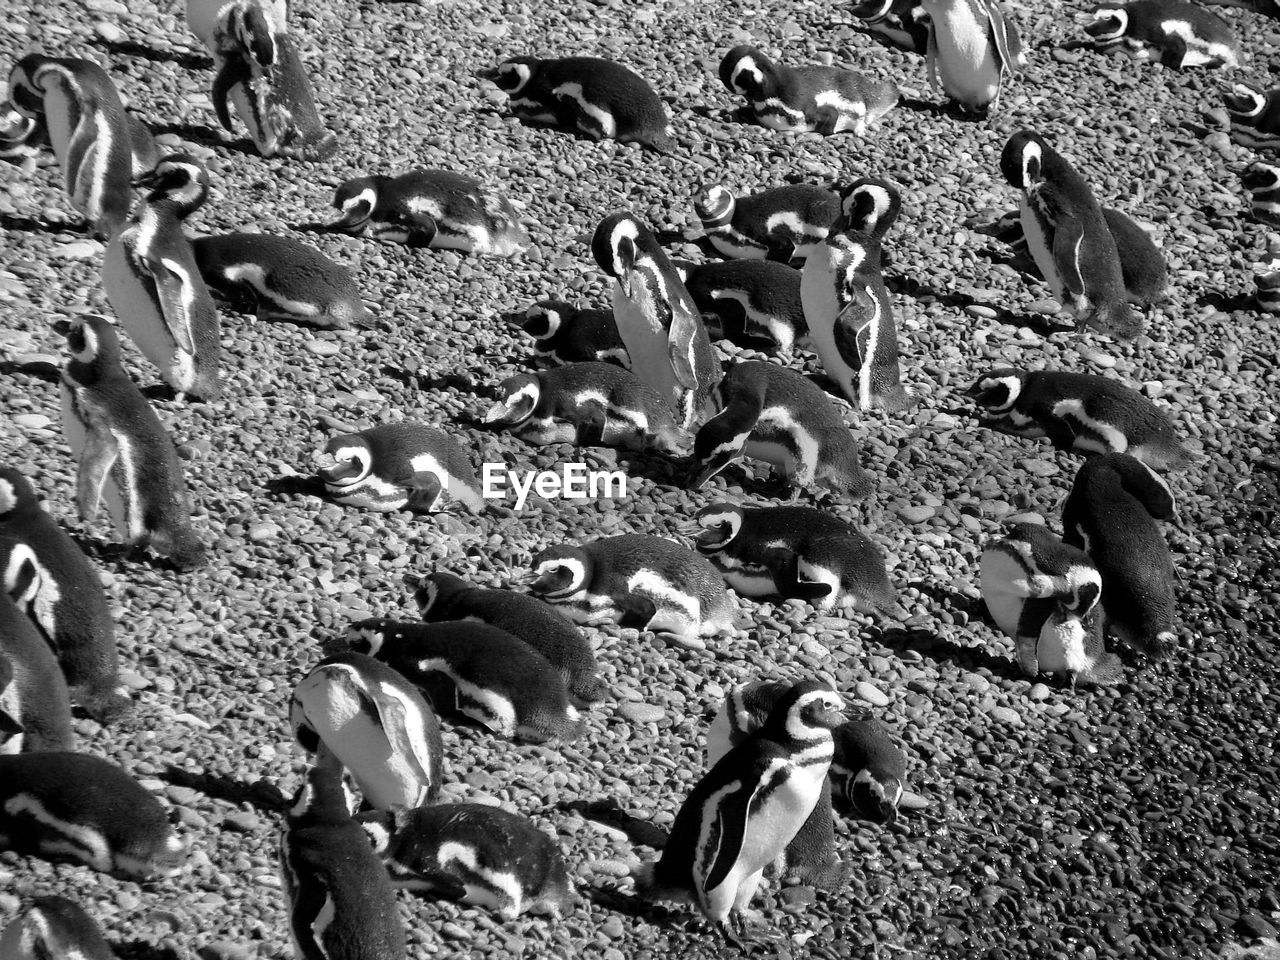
{"left": 482, "top": 463, "right": 627, "bottom": 510}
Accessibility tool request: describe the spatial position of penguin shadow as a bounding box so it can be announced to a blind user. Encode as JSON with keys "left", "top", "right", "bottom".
{"left": 0, "top": 357, "right": 60, "bottom": 382}
{"left": 880, "top": 624, "right": 1026, "bottom": 681}
{"left": 887, "top": 275, "right": 1072, "bottom": 336}
{"left": 113, "top": 943, "right": 183, "bottom": 960}
{"left": 265, "top": 474, "right": 329, "bottom": 502}
{"left": 149, "top": 122, "right": 259, "bottom": 157}
{"left": 89, "top": 37, "right": 213, "bottom": 71}
{"left": 162, "top": 764, "right": 289, "bottom": 814}
{"left": 0, "top": 213, "right": 91, "bottom": 237}
{"left": 894, "top": 95, "right": 952, "bottom": 119}
{"left": 1198, "top": 289, "right": 1258, "bottom": 313}
{"left": 559, "top": 797, "right": 670, "bottom": 849}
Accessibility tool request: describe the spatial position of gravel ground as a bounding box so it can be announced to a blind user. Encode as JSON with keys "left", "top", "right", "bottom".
{"left": 2, "top": 0, "right": 1279, "bottom": 957}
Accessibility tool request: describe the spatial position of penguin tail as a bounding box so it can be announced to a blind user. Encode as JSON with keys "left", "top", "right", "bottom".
{"left": 1146, "top": 630, "right": 1178, "bottom": 661}
{"left": 1091, "top": 301, "right": 1142, "bottom": 340}
{"left": 1081, "top": 653, "right": 1125, "bottom": 687}
{"left": 570, "top": 673, "right": 609, "bottom": 707}
{"left": 880, "top": 384, "right": 920, "bottom": 413}
{"left": 76, "top": 685, "right": 136, "bottom": 726}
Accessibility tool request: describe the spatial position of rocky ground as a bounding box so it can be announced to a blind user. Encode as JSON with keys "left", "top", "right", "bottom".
{"left": 2, "top": 0, "right": 1280, "bottom": 957}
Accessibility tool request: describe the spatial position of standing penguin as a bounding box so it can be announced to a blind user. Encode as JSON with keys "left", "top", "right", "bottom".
{"left": 920, "top": 0, "right": 1025, "bottom": 113}
{"left": 517, "top": 300, "right": 630, "bottom": 367}
{"left": 591, "top": 212, "right": 723, "bottom": 429}
{"left": 0, "top": 468, "right": 129, "bottom": 724}
{"left": 102, "top": 154, "right": 222, "bottom": 400}
{"left": 1224, "top": 81, "right": 1280, "bottom": 151}
{"left": 5, "top": 54, "right": 137, "bottom": 238}
{"left": 1062, "top": 454, "right": 1179, "bottom": 660}
{"left": 0, "top": 897, "right": 116, "bottom": 960}
{"left": 677, "top": 259, "right": 807, "bottom": 357}
{"left": 279, "top": 765, "right": 407, "bottom": 960}
{"left": 1000, "top": 131, "right": 1138, "bottom": 339}
{"left": 693, "top": 183, "right": 841, "bottom": 262}
{"left": 1076, "top": 1, "right": 1240, "bottom": 68}
{"left": 59, "top": 315, "right": 206, "bottom": 570}
{"left": 633, "top": 680, "right": 845, "bottom": 942}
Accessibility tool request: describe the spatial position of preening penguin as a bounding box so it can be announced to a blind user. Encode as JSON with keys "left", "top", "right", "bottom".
{"left": 358, "top": 803, "right": 576, "bottom": 919}
{"left": 1223, "top": 81, "right": 1280, "bottom": 151}
{"left": 279, "top": 765, "right": 407, "bottom": 960}
{"left": 101, "top": 153, "right": 222, "bottom": 400}
{"left": 965, "top": 367, "right": 1191, "bottom": 469}
{"left": 59, "top": 315, "right": 207, "bottom": 570}
{"left": 0, "top": 897, "right": 116, "bottom": 960}
{"left": 480, "top": 55, "right": 673, "bottom": 151}
{"left": 693, "top": 182, "right": 841, "bottom": 262}
{"left": 591, "top": 212, "right": 723, "bottom": 430}
{"left": 518, "top": 300, "right": 630, "bottom": 367}
{"left": 290, "top": 653, "right": 444, "bottom": 811}
{"left": 921, "top": 0, "right": 1025, "bottom": 113}
{"left": 851, "top": 0, "right": 931, "bottom": 52}
{"left": 328, "top": 170, "right": 529, "bottom": 256}
{"left": 483, "top": 362, "right": 688, "bottom": 457}
{"left": 1075, "top": 1, "right": 1240, "bottom": 68}
{"left": 690, "top": 361, "right": 875, "bottom": 499}
{"left": 677, "top": 259, "right": 807, "bottom": 357}
{"left": 830, "top": 718, "right": 908, "bottom": 822}
{"left": 315, "top": 422, "right": 484, "bottom": 514}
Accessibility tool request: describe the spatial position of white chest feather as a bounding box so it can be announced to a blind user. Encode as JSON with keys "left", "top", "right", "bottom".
{"left": 927, "top": 0, "right": 1001, "bottom": 103}
{"left": 1020, "top": 194, "right": 1062, "bottom": 298}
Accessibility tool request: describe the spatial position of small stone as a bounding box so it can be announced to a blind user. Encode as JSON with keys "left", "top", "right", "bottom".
{"left": 197, "top": 942, "right": 252, "bottom": 960}
{"left": 306, "top": 340, "right": 342, "bottom": 357}
{"left": 965, "top": 305, "right": 998, "bottom": 319}
{"left": 899, "top": 790, "right": 929, "bottom": 810}
{"left": 1077, "top": 347, "right": 1117, "bottom": 368}
{"left": 1238, "top": 911, "right": 1278, "bottom": 939}
{"left": 600, "top": 916, "right": 626, "bottom": 939}
{"left": 619, "top": 702, "right": 664, "bottom": 724}
{"left": 1028, "top": 299, "right": 1061, "bottom": 314}
{"left": 1029, "top": 683, "right": 1051, "bottom": 701}
{"left": 12, "top": 413, "right": 51, "bottom": 429}
{"left": 94, "top": 20, "right": 125, "bottom": 42}
{"left": 54, "top": 241, "right": 102, "bottom": 260}
{"left": 990, "top": 706, "right": 1022, "bottom": 725}
{"left": 855, "top": 681, "right": 890, "bottom": 707}
{"left": 249, "top": 522, "right": 281, "bottom": 542}
{"left": 222, "top": 811, "right": 260, "bottom": 833}
{"left": 898, "top": 505, "right": 936, "bottom": 523}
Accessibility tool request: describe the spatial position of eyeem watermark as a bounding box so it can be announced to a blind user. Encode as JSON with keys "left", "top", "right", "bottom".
{"left": 482, "top": 463, "right": 627, "bottom": 509}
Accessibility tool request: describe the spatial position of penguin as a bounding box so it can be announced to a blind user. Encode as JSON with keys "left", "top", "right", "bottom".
{"left": 1224, "top": 81, "right": 1280, "bottom": 151}
{"left": 964, "top": 367, "right": 1192, "bottom": 469}
{"left": 186, "top": 0, "right": 338, "bottom": 160}
{"left": 0, "top": 100, "right": 46, "bottom": 164}
{"left": 101, "top": 154, "right": 222, "bottom": 400}
{"left": 980, "top": 522, "right": 1123, "bottom": 686}
{"left": 482, "top": 362, "right": 688, "bottom": 457}
{"left": 526, "top": 535, "right": 737, "bottom": 650}
{"left": 830, "top": 718, "right": 908, "bottom": 822}
{"left": 999, "top": 131, "right": 1139, "bottom": 339}
{"left": 59, "top": 316, "right": 206, "bottom": 570}
{"left": 328, "top": 170, "right": 529, "bottom": 256}
{"left": 802, "top": 231, "right": 912, "bottom": 413}
{"left": 315, "top": 422, "right": 484, "bottom": 514}
{"left": 343, "top": 618, "right": 583, "bottom": 744}
{"left": 1075, "top": 1, "right": 1240, "bottom": 68}
{"left": 632, "top": 680, "right": 845, "bottom": 942}
{"left": 833, "top": 176, "right": 903, "bottom": 242}
{"left": 414, "top": 571, "right": 605, "bottom": 707}
{"left": 0, "top": 468, "right": 130, "bottom": 724}
{"left": 850, "top": 0, "right": 931, "bottom": 52}
{"left": 290, "top": 653, "right": 444, "bottom": 811}
{"left": 920, "top": 0, "right": 1025, "bottom": 113}
{"left": 693, "top": 183, "right": 841, "bottom": 262}
{"left": 480, "top": 55, "right": 673, "bottom": 152}
{"left": 1242, "top": 161, "right": 1280, "bottom": 226}
{"left": 279, "top": 764, "right": 407, "bottom": 960}
{"left": 0, "top": 897, "right": 116, "bottom": 960}
{"left": 676, "top": 259, "right": 807, "bottom": 357}
{"left": 518, "top": 300, "right": 630, "bottom": 367}
{"left": 686, "top": 502, "right": 900, "bottom": 616}
{"left": 5, "top": 54, "right": 137, "bottom": 239}
{"left": 591, "top": 212, "right": 723, "bottom": 429}
{"left": 358, "top": 803, "right": 576, "bottom": 919}
{"left": 705, "top": 681, "right": 847, "bottom": 888}
{"left": 0, "top": 752, "right": 186, "bottom": 879}
{"left": 0, "top": 545, "right": 74, "bottom": 754}
{"left": 718, "top": 45, "right": 899, "bottom": 136}
{"left": 690, "top": 361, "right": 874, "bottom": 499}
{"left": 1254, "top": 233, "right": 1280, "bottom": 313}
{"left": 1062, "top": 453, "right": 1179, "bottom": 660}
{"left": 193, "top": 233, "right": 367, "bottom": 329}
{"left": 1200, "top": 0, "right": 1279, "bottom": 15}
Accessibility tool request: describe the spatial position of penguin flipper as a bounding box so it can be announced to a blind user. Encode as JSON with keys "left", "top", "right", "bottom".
{"left": 76, "top": 425, "right": 121, "bottom": 521}
{"left": 698, "top": 770, "right": 775, "bottom": 896}
{"left": 368, "top": 680, "right": 436, "bottom": 802}
{"left": 925, "top": 21, "right": 940, "bottom": 94}
{"left": 982, "top": 0, "right": 1023, "bottom": 75}
{"left": 404, "top": 473, "right": 444, "bottom": 513}
{"left": 1049, "top": 216, "right": 1087, "bottom": 302}
{"left": 1040, "top": 414, "right": 1079, "bottom": 452}
{"left": 667, "top": 313, "right": 701, "bottom": 390}
{"left": 147, "top": 259, "right": 201, "bottom": 355}
{"left": 211, "top": 55, "right": 250, "bottom": 132}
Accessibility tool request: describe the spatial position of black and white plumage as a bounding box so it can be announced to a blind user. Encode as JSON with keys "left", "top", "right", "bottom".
{"left": 1254, "top": 233, "right": 1280, "bottom": 313}
{"left": 0, "top": 897, "right": 116, "bottom": 960}
{"left": 187, "top": 0, "right": 338, "bottom": 160}
{"left": 1062, "top": 454, "right": 1179, "bottom": 660}
{"left": 633, "top": 680, "right": 845, "bottom": 940}
{"left": 0, "top": 752, "right": 186, "bottom": 879}
{"left": 591, "top": 212, "right": 723, "bottom": 430}
{"left": 279, "top": 765, "right": 406, "bottom": 960}
{"left": 691, "top": 361, "right": 874, "bottom": 498}
{"left": 1223, "top": 81, "right": 1280, "bottom": 151}
{"left": 677, "top": 259, "right": 807, "bottom": 357}
{"left": 1200, "top": 0, "right": 1279, "bottom": 15}
{"left": 981, "top": 522, "right": 1122, "bottom": 686}
{"left": 316, "top": 422, "right": 484, "bottom": 514}
{"left": 965, "top": 367, "right": 1191, "bottom": 469}
{"left": 358, "top": 804, "right": 577, "bottom": 919}
{"left": 59, "top": 316, "right": 207, "bottom": 570}
{"left": 1242, "top": 161, "right": 1280, "bottom": 227}
{"left": 833, "top": 176, "right": 903, "bottom": 242}
{"left": 718, "top": 45, "right": 899, "bottom": 136}
{"left": 687, "top": 502, "right": 900, "bottom": 616}
{"left": 518, "top": 300, "right": 630, "bottom": 367}
{"left": 481, "top": 55, "right": 673, "bottom": 152}
{"left": 851, "top": 0, "right": 931, "bottom": 51}
{"left": 921, "top": 0, "right": 1025, "bottom": 113}
{"left": 343, "top": 619, "right": 583, "bottom": 744}
{"left": 193, "top": 233, "right": 367, "bottom": 329}
{"left": 693, "top": 183, "right": 841, "bottom": 262}
{"left": 101, "top": 154, "right": 222, "bottom": 400}
{"left": 483, "top": 362, "right": 688, "bottom": 457}
{"left": 830, "top": 719, "right": 907, "bottom": 822}
{"left": 415, "top": 572, "right": 605, "bottom": 707}
{"left": 999, "top": 131, "right": 1139, "bottom": 339}
{"left": 1075, "top": 1, "right": 1240, "bottom": 68}
{"left": 0, "top": 468, "right": 129, "bottom": 724}
{"left": 290, "top": 653, "right": 444, "bottom": 811}
{"left": 328, "top": 171, "right": 529, "bottom": 256}
{"left": 527, "top": 536, "right": 737, "bottom": 649}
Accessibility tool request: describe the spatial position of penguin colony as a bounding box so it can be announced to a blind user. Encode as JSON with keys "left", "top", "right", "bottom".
{"left": 0, "top": 0, "right": 1270, "bottom": 952}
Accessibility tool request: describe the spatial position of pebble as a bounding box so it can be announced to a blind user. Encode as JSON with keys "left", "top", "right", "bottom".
{"left": 1029, "top": 683, "right": 1051, "bottom": 701}
{"left": 899, "top": 505, "right": 936, "bottom": 523}
{"left": 855, "top": 681, "right": 890, "bottom": 707}
{"left": 990, "top": 706, "right": 1023, "bottom": 726}
{"left": 306, "top": 340, "right": 342, "bottom": 357}
{"left": 93, "top": 20, "right": 124, "bottom": 41}
{"left": 54, "top": 241, "right": 101, "bottom": 260}
{"left": 12, "top": 413, "right": 51, "bottom": 429}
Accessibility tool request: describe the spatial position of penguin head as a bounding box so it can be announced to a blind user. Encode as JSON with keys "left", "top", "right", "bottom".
{"left": 999, "top": 131, "right": 1048, "bottom": 190}
{"left": 1242, "top": 161, "right": 1280, "bottom": 194}
{"left": 134, "top": 155, "right": 210, "bottom": 216}
{"left": 689, "top": 417, "right": 743, "bottom": 489}
{"left": 848, "top": 768, "right": 904, "bottom": 824}
{"left": 355, "top": 810, "right": 397, "bottom": 853}
{"left": 719, "top": 46, "right": 776, "bottom": 100}
{"left": 289, "top": 764, "right": 359, "bottom": 824}
{"left": 523, "top": 301, "right": 571, "bottom": 340}
{"left": 769, "top": 679, "right": 845, "bottom": 741}
{"left": 688, "top": 502, "right": 745, "bottom": 552}
{"left": 1223, "top": 82, "right": 1267, "bottom": 121}
{"left": 692, "top": 185, "right": 736, "bottom": 229}
{"left": 0, "top": 468, "right": 38, "bottom": 518}
{"left": 63, "top": 315, "right": 122, "bottom": 376}
{"left": 849, "top": 0, "right": 898, "bottom": 20}
{"left": 592, "top": 212, "right": 657, "bottom": 297}
{"left": 330, "top": 177, "right": 389, "bottom": 233}
{"left": 6, "top": 55, "right": 53, "bottom": 117}
{"left": 964, "top": 367, "right": 1026, "bottom": 413}
{"left": 483, "top": 374, "right": 541, "bottom": 428}
{"left": 218, "top": 1, "right": 278, "bottom": 68}
{"left": 527, "top": 546, "right": 592, "bottom": 600}
{"left": 1061, "top": 565, "right": 1103, "bottom": 618}
{"left": 413, "top": 571, "right": 469, "bottom": 618}
{"left": 1077, "top": 4, "right": 1128, "bottom": 41}
{"left": 317, "top": 433, "right": 374, "bottom": 486}
{"left": 343, "top": 620, "right": 391, "bottom": 658}
{"left": 837, "top": 178, "right": 901, "bottom": 240}
{"left": 480, "top": 57, "right": 540, "bottom": 94}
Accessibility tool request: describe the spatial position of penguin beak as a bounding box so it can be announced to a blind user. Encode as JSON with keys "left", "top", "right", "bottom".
{"left": 316, "top": 457, "right": 361, "bottom": 483}
{"left": 51, "top": 318, "right": 73, "bottom": 336}
{"left": 329, "top": 200, "right": 373, "bottom": 233}
{"left": 476, "top": 65, "right": 501, "bottom": 82}
{"left": 132, "top": 168, "right": 162, "bottom": 190}
{"left": 509, "top": 569, "right": 540, "bottom": 589}
{"left": 689, "top": 456, "right": 731, "bottom": 490}
{"left": 481, "top": 399, "right": 518, "bottom": 426}
{"left": 675, "top": 519, "right": 704, "bottom": 540}
{"left": 525, "top": 570, "right": 560, "bottom": 594}
{"left": 1072, "top": 10, "right": 1099, "bottom": 25}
